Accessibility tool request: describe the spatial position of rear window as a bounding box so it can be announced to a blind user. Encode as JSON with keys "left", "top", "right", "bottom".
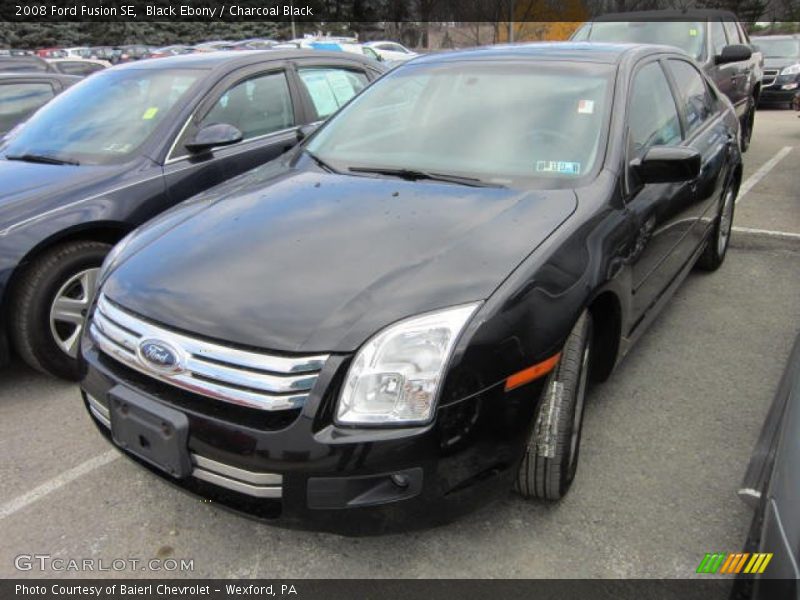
{"left": 582, "top": 21, "right": 706, "bottom": 61}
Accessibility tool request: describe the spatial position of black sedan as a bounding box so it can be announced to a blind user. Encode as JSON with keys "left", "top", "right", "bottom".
{"left": 0, "top": 50, "right": 384, "bottom": 379}
{"left": 80, "top": 43, "right": 743, "bottom": 533}
{"left": 0, "top": 72, "right": 79, "bottom": 137}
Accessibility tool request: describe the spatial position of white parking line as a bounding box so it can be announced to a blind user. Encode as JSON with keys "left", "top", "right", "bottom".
{"left": 0, "top": 450, "right": 120, "bottom": 520}
{"left": 736, "top": 146, "right": 794, "bottom": 204}
{"left": 733, "top": 226, "right": 800, "bottom": 240}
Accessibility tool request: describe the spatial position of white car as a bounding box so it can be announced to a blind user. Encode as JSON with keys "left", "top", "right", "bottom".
{"left": 62, "top": 47, "right": 90, "bottom": 58}
{"left": 363, "top": 41, "right": 418, "bottom": 62}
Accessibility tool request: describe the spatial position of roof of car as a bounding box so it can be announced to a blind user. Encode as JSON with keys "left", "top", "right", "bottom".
{"left": 411, "top": 42, "right": 678, "bottom": 66}
{"left": 592, "top": 9, "right": 740, "bottom": 21}
{"left": 109, "top": 49, "right": 377, "bottom": 71}
{"left": 0, "top": 72, "right": 80, "bottom": 83}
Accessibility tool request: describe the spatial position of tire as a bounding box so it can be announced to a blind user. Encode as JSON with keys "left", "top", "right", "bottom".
{"left": 740, "top": 98, "right": 755, "bottom": 153}
{"left": 9, "top": 240, "right": 110, "bottom": 380}
{"left": 697, "top": 183, "right": 736, "bottom": 272}
{"left": 515, "top": 311, "right": 593, "bottom": 501}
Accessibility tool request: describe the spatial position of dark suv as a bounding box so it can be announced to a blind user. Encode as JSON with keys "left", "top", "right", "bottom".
{"left": 751, "top": 35, "right": 800, "bottom": 108}
{"left": 572, "top": 10, "right": 763, "bottom": 151}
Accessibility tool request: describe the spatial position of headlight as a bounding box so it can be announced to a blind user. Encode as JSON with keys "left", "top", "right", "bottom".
{"left": 336, "top": 303, "right": 480, "bottom": 426}
{"left": 780, "top": 64, "right": 800, "bottom": 76}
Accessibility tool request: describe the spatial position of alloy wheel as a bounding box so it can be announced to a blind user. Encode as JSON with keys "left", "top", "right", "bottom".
{"left": 49, "top": 268, "right": 99, "bottom": 358}
{"left": 717, "top": 188, "right": 735, "bottom": 257}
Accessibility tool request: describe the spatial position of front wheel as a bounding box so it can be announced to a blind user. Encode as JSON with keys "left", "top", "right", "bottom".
{"left": 515, "top": 311, "right": 593, "bottom": 501}
{"left": 10, "top": 240, "right": 110, "bottom": 380}
{"left": 697, "top": 184, "right": 736, "bottom": 272}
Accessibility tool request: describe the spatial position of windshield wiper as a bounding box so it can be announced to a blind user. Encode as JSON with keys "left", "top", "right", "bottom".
{"left": 348, "top": 166, "right": 503, "bottom": 188}
{"left": 304, "top": 149, "right": 339, "bottom": 174}
{"left": 6, "top": 153, "right": 80, "bottom": 166}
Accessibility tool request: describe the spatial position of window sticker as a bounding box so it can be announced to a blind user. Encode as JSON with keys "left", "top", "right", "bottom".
{"left": 141, "top": 107, "right": 159, "bottom": 120}
{"left": 689, "top": 28, "right": 698, "bottom": 37}
{"left": 301, "top": 73, "right": 338, "bottom": 117}
{"left": 326, "top": 71, "right": 357, "bottom": 105}
{"left": 577, "top": 99, "right": 595, "bottom": 114}
{"left": 536, "top": 160, "right": 581, "bottom": 175}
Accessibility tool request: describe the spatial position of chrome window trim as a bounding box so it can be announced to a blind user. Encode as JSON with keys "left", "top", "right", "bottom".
{"left": 164, "top": 125, "right": 299, "bottom": 166}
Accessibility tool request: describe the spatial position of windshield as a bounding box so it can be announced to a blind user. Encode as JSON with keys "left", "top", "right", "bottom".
{"left": 306, "top": 62, "right": 613, "bottom": 185}
{"left": 754, "top": 38, "right": 800, "bottom": 58}
{"left": 581, "top": 21, "right": 706, "bottom": 61}
{"left": 4, "top": 68, "right": 202, "bottom": 165}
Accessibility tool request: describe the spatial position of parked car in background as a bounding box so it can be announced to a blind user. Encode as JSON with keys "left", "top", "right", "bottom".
{"left": 0, "top": 55, "right": 55, "bottom": 73}
{"left": 571, "top": 10, "right": 763, "bottom": 151}
{"left": 0, "top": 72, "right": 79, "bottom": 137}
{"left": 117, "top": 45, "right": 152, "bottom": 62}
{"left": 62, "top": 47, "right": 90, "bottom": 59}
{"left": 36, "top": 48, "right": 68, "bottom": 59}
{"left": 363, "top": 40, "right": 418, "bottom": 62}
{"left": 148, "top": 45, "right": 196, "bottom": 59}
{"left": 46, "top": 58, "right": 109, "bottom": 77}
{"left": 361, "top": 46, "right": 384, "bottom": 62}
{"left": 752, "top": 35, "right": 800, "bottom": 108}
{"left": 0, "top": 50, "right": 385, "bottom": 379}
{"left": 88, "top": 46, "right": 122, "bottom": 63}
{"left": 733, "top": 332, "right": 800, "bottom": 598}
{"left": 79, "top": 43, "right": 742, "bottom": 533}
{"left": 194, "top": 41, "right": 237, "bottom": 53}
{"left": 233, "top": 38, "right": 278, "bottom": 51}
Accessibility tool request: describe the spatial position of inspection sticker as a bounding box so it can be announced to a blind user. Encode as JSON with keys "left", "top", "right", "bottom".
{"left": 536, "top": 161, "right": 581, "bottom": 175}
{"left": 689, "top": 28, "right": 698, "bottom": 36}
{"left": 577, "top": 99, "right": 594, "bottom": 114}
{"left": 141, "top": 107, "right": 159, "bottom": 120}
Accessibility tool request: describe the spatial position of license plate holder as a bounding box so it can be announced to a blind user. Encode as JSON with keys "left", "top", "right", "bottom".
{"left": 108, "top": 385, "right": 192, "bottom": 479}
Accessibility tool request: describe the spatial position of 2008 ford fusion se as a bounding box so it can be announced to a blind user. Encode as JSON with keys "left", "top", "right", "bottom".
{"left": 80, "top": 43, "right": 743, "bottom": 533}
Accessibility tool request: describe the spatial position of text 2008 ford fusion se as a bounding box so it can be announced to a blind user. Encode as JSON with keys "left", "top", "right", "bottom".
{"left": 80, "top": 43, "right": 743, "bottom": 533}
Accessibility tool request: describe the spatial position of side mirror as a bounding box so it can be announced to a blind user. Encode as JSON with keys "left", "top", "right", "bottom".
{"left": 296, "top": 123, "right": 319, "bottom": 142}
{"left": 715, "top": 44, "right": 752, "bottom": 65}
{"left": 185, "top": 123, "right": 243, "bottom": 153}
{"left": 631, "top": 146, "right": 701, "bottom": 184}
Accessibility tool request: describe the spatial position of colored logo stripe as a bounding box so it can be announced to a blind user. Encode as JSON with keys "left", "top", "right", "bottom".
{"left": 697, "top": 553, "right": 773, "bottom": 574}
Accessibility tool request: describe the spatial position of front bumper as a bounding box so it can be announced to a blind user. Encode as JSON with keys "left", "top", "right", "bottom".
{"left": 760, "top": 75, "right": 800, "bottom": 104}
{"left": 760, "top": 88, "right": 799, "bottom": 103}
{"left": 80, "top": 335, "right": 542, "bottom": 534}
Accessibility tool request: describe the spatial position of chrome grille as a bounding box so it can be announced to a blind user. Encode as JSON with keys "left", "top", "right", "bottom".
{"left": 89, "top": 293, "right": 329, "bottom": 412}
{"left": 762, "top": 69, "right": 779, "bottom": 86}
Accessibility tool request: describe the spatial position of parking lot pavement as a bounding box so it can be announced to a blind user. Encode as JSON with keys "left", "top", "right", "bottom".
{"left": 1, "top": 108, "right": 799, "bottom": 581}
{"left": 734, "top": 109, "right": 799, "bottom": 237}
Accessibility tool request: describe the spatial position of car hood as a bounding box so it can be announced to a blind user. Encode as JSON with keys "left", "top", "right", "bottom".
{"left": 0, "top": 158, "right": 115, "bottom": 230}
{"left": 104, "top": 166, "right": 577, "bottom": 353}
{"left": 764, "top": 57, "right": 799, "bottom": 70}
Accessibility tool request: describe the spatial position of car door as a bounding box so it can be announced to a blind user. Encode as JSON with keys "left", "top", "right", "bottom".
{"left": 162, "top": 63, "right": 304, "bottom": 204}
{"left": 292, "top": 58, "right": 375, "bottom": 126}
{"left": 722, "top": 19, "right": 751, "bottom": 115}
{"left": 664, "top": 58, "right": 732, "bottom": 250}
{"left": 623, "top": 59, "right": 696, "bottom": 322}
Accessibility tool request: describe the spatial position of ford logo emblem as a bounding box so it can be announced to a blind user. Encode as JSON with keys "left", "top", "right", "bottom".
{"left": 138, "top": 339, "right": 183, "bottom": 373}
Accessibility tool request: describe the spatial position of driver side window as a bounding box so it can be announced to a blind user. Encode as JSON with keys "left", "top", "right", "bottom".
{"left": 199, "top": 71, "right": 294, "bottom": 141}
{"left": 628, "top": 61, "right": 682, "bottom": 163}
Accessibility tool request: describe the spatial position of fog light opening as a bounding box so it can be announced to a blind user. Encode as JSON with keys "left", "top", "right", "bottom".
{"left": 391, "top": 473, "right": 410, "bottom": 488}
